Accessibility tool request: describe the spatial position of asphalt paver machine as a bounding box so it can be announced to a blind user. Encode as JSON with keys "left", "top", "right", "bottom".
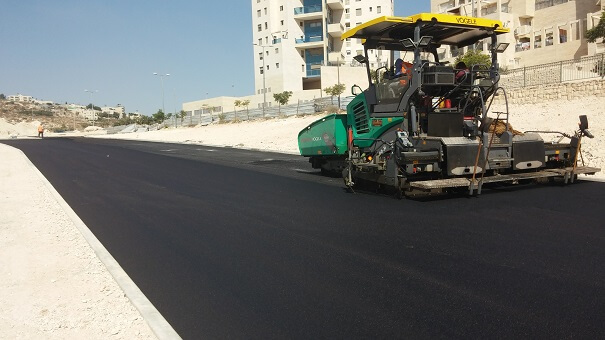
{"left": 298, "top": 13, "right": 599, "bottom": 197}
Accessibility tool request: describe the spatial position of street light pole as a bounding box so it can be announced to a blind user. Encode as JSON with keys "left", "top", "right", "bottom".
{"left": 253, "top": 43, "right": 268, "bottom": 117}
{"left": 153, "top": 72, "right": 170, "bottom": 115}
{"left": 84, "top": 89, "right": 98, "bottom": 126}
{"left": 337, "top": 56, "right": 341, "bottom": 109}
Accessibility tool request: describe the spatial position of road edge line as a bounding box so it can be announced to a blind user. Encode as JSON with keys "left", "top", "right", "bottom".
{"left": 14, "top": 146, "right": 182, "bottom": 340}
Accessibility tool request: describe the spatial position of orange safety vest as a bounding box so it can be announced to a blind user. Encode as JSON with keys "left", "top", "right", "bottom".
{"left": 399, "top": 62, "right": 413, "bottom": 86}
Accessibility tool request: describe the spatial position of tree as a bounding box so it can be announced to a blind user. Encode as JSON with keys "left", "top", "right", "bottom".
{"left": 234, "top": 100, "right": 242, "bottom": 120}
{"left": 324, "top": 84, "right": 346, "bottom": 107}
{"left": 0, "top": 94, "right": 5, "bottom": 100}
{"left": 241, "top": 100, "right": 251, "bottom": 120}
{"left": 139, "top": 115, "right": 154, "bottom": 125}
{"left": 152, "top": 109, "right": 166, "bottom": 123}
{"left": 86, "top": 103, "right": 101, "bottom": 111}
{"left": 273, "top": 91, "right": 293, "bottom": 114}
{"left": 587, "top": 12, "right": 605, "bottom": 43}
{"left": 455, "top": 49, "right": 491, "bottom": 69}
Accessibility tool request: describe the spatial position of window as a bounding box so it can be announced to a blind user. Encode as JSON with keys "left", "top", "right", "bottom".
{"left": 259, "top": 67, "right": 264, "bottom": 74}
{"left": 369, "top": 7, "right": 372, "bottom": 12}
{"left": 345, "top": 22, "right": 350, "bottom": 28}
{"left": 258, "top": 38, "right": 262, "bottom": 45}
{"left": 259, "top": 52, "right": 263, "bottom": 60}
{"left": 559, "top": 26, "right": 568, "bottom": 43}
{"left": 267, "top": 65, "right": 270, "bottom": 70}
{"left": 346, "top": 50, "right": 351, "bottom": 55}
{"left": 257, "top": 9, "right": 261, "bottom": 17}
{"left": 377, "top": 6, "right": 381, "bottom": 14}
{"left": 265, "top": 22, "right": 268, "bottom": 29}
{"left": 281, "top": 20, "right": 284, "bottom": 26}
{"left": 356, "top": 8, "right": 362, "bottom": 16}
{"left": 276, "top": 63, "right": 279, "bottom": 69}
{"left": 264, "top": 7, "right": 267, "bottom": 14}
{"left": 545, "top": 28, "right": 553, "bottom": 46}
{"left": 275, "top": 48, "right": 279, "bottom": 54}
{"left": 302, "top": 65, "right": 305, "bottom": 72}
{"left": 280, "top": 5, "right": 283, "bottom": 11}
{"left": 534, "top": 32, "right": 542, "bottom": 49}
{"left": 265, "top": 36, "right": 268, "bottom": 44}
{"left": 257, "top": 24, "right": 262, "bottom": 32}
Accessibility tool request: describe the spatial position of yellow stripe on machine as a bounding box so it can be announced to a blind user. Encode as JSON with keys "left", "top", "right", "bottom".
{"left": 342, "top": 13, "right": 509, "bottom": 46}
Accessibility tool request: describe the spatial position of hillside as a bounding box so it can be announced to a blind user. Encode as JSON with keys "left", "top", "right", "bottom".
{"left": 0, "top": 100, "right": 92, "bottom": 132}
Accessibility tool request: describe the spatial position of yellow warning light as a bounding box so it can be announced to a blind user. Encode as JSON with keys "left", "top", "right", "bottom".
{"left": 413, "top": 160, "right": 419, "bottom": 164}
{"left": 555, "top": 150, "right": 560, "bottom": 154}
{"left": 367, "top": 155, "right": 373, "bottom": 161}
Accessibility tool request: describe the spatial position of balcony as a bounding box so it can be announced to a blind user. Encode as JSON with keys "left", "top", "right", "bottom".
{"left": 480, "top": 5, "right": 498, "bottom": 16}
{"left": 294, "top": 35, "right": 324, "bottom": 50}
{"left": 327, "top": 22, "right": 345, "bottom": 37}
{"left": 295, "top": 35, "right": 323, "bottom": 43}
{"left": 306, "top": 62, "right": 322, "bottom": 77}
{"left": 294, "top": 5, "right": 323, "bottom": 20}
{"left": 326, "top": 0, "right": 344, "bottom": 10}
{"left": 514, "top": 25, "right": 532, "bottom": 37}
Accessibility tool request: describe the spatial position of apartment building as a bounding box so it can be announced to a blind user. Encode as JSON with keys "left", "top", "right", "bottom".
{"left": 101, "top": 104, "right": 126, "bottom": 118}
{"left": 430, "top": 0, "right": 603, "bottom": 68}
{"left": 251, "top": 0, "right": 393, "bottom": 100}
{"left": 7, "top": 94, "right": 34, "bottom": 102}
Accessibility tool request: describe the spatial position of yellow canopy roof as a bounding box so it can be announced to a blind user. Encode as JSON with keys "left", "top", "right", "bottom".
{"left": 342, "top": 13, "right": 509, "bottom": 49}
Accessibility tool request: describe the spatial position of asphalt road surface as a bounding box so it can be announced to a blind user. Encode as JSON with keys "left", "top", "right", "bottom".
{"left": 4, "top": 138, "right": 605, "bottom": 339}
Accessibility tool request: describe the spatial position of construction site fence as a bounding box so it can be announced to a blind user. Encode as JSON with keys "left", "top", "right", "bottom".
{"left": 160, "top": 96, "right": 355, "bottom": 128}
{"left": 499, "top": 53, "right": 605, "bottom": 89}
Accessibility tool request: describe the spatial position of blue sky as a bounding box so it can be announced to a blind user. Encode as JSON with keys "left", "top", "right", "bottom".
{"left": 0, "top": 1, "right": 430, "bottom": 115}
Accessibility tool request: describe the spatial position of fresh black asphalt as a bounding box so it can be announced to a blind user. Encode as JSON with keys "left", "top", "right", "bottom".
{"left": 4, "top": 137, "right": 605, "bottom": 339}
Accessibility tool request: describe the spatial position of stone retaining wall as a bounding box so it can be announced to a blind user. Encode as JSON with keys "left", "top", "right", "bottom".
{"left": 494, "top": 78, "right": 605, "bottom": 104}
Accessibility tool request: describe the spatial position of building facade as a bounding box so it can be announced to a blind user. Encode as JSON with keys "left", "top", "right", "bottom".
{"left": 251, "top": 0, "right": 393, "bottom": 102}
{"left": 430, "top": 0, "right": 603, "bottom": 68}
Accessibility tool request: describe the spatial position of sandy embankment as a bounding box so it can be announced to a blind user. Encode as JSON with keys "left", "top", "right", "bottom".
{"left": 0, "top": 143, "right": 157, "bottom": 338}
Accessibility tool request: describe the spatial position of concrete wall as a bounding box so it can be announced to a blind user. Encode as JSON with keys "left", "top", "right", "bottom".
{"left": 493, "top": 78, "right": 605, "bottom": 104}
